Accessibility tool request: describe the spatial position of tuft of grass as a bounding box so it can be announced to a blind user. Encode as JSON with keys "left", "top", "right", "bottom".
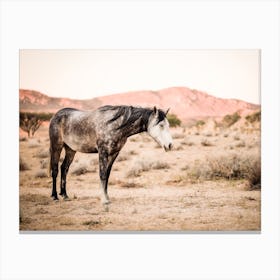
{"left": 71, "top": 165, "right": 89, "bottom": 176}
{"left": 128, "top": 150, "right": 138, "bottom": 155}
{"left": 174, "top": 145, "right": 184, "bottom": 151}
{"left": 119, "top": 181, "right": 143, "bottom": 188}
{"left": 181, "top": 138, "right": 194, "bottom": 146}
{"left": 28, "top": 139, "right": 40, "bottom": 148}
{"left": 201, "top": 139, "right": 213, "bottom": 147}
{"left": 35, "top": 149, "right": 49, "bottom": 158}
{"left": 203, "top": 132, "right": 212, "bottom": 137}
{"left": 116, "top": 154, "right": 129, "bottom": 162}
{"left": 235, "top": 141, "right": 246, "bottom": 148}
{"left": 233, "top": 135, "right": 241, "bottom": 141}
{"left": 152, "top": 161, "right": 170, "bottom": 170}
{"left": 20, "top": 157, "right": 30, "bottom": 171}
{"left": 126, "top": 160, "right": 170, "bottom": 177}
{"left": 127, "top": 160, "right": 152, "bottom": 177}
{"left": 82, "top": 220, "right": 100, "bottom": 226}
{"left": 34, "top": 170, "right": 48, "bottom": 178}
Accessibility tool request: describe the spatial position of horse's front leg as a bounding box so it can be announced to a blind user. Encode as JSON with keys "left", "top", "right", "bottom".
{"left": 98, "top": 150, "right": 119, "bottom": 206}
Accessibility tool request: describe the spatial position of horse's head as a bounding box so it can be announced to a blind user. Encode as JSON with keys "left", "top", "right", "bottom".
{"left": 147, "top": 106, "right": 173, "bottom": 152}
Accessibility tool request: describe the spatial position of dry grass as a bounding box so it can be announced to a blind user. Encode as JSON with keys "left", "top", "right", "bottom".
{"left": 35, "top": 149, "right": 49, "bottom": 158}
{"left": 126, "top": 160, "right": 170, "bottom": 177}
{"left": 34, "top": 170, "right": 48, "bottom": 178}
{"left": 181, "top": 138, "right": 194, "bottom": 146}
{"left": 184, "top": 152, "right": 261, "bottom": 188}
{"left": 116, "top": 154, "right": 129, "bottom": 162}
{"left": 71, "top": 165, "right": 90, "bottom": 176}
{"left": 235, "top": 141, "right": 246, "bottom": 148}
{"left": 40, "top": 159, "right": 48, "bottom": 169}
{"left": 119, "top": 181, "right": 143, "bottom": 188}
{"left": 201, "top": 139, "right": 213, "bottom": 146}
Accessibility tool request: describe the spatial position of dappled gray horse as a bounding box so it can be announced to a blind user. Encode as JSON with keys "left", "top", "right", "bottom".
{"left": 49, "top": 105, "right": 173, "bottom": 207}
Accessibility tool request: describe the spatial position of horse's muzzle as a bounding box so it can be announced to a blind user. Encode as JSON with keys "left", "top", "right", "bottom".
{"left": 164, "top": 143, "right": 173, "bottom": 152}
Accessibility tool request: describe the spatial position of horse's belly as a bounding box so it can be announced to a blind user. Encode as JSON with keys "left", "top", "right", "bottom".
{"left": 64, "top": 135, "right": 98, "bottom": 153}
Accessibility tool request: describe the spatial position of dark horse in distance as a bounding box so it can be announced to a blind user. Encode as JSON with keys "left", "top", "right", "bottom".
{"left": 49, "top": 105, "right": 173, "bottom": 207}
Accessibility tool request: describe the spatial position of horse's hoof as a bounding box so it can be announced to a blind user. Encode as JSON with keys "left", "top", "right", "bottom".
{"left": 63, "top": 196, "right": 70, "bottom": 201}
{"left": 102, "top": 200, "right": 111, "bottom": 205}
{"left": 103, "top": 204, "right": 109, "bottom": 212}
{"left": 51, "top": 196, "right": 59, "bottom": 201}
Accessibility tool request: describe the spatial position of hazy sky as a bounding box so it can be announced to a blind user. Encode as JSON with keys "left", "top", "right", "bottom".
{"left": 20, "top": 50, "right": 260, "bottom": 104}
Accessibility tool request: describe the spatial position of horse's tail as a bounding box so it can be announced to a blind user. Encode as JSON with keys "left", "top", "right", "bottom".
{"left": 48, "top": 148, "right": 52, "bottom": 177}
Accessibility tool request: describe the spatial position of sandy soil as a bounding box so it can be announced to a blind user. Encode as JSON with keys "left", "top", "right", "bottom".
{"left": 19, "top": 123, "right": 261, "bottom": 231}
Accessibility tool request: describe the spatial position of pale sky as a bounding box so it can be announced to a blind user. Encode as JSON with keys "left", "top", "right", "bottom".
{"left": 19, "top": 50, "right": 260, "bottom": 104}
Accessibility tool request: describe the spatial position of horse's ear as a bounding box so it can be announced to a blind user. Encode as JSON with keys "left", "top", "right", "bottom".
{"left": 153, "top": 106, "right": 157, "bottom": 114}
{"left": 165, "top": 108, "right": 170, "bottom": 115}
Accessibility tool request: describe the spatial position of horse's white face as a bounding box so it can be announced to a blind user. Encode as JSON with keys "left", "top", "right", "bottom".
{"left": 147, "top": 107, "right": 173, "bottom": 151}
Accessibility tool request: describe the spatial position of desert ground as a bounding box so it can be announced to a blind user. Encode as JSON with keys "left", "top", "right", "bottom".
{"left": 19, "top": 120, "right": 261, "bottom": 231}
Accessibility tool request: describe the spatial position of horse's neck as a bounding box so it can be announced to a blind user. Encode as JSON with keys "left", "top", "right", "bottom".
{"left": 125, "top": 109, "right": 149, "bottom": 137}
{"left": 125, "top": 119, "right": 147, "bottom": 137}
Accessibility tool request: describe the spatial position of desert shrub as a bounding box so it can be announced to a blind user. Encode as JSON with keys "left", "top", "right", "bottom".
{"left": 223, "top": 112, "right": 241, "bottom": 127}
{"left": 196, "top": 120, "right": 205, "bottom": 127}
{"left": 246, "top": 158, "right": 261, "bottom": 189}
{"left": 152, "top": 161, "right": 170, "bottom": 170}
{"left": 246, "top": 111, "right": 261, "bottom": 123}
{"left": 185, "top": 153, "right": 261, "bottom": 188}
{"left": 167, "top": 114, "right": 181, "bottom": 127}
{"left": 127, "top": 161, "right": 152, "bottom": 177}
{"left": 34, "top": 170, "right": 48, "bottom": 178}
{"left": 126, "top": 160, "right": 170, "bottom": 177}
{"left": 71, "top": 165, "right": 89, "bottom": 176}
{"left": 35, "top": 149, "right": 49, "bottom": 158}
{"left": 20, "top": 157, "right": 29, "bottom": 171}
{"left": 223, "top": 134, "right": 229, "bottom": 138}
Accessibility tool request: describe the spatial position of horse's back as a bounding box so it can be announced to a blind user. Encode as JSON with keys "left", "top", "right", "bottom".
{"left": 49, "top": 108, "right": 99, "bottom": 153}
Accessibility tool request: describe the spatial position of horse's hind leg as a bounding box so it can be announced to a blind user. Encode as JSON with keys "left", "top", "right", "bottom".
{"left": 50, "top": 145, "right": 63, "bottom": 200}
{"left": 59, "top": 144, "right": 76, "bottom": 200}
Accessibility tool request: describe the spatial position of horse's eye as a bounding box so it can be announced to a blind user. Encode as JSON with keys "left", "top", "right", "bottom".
{"left": 159, "top": 124, "right": 164, "bottom": 128}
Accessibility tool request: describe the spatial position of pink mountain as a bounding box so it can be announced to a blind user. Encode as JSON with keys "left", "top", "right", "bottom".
{"left": 19, "top": 87, "right": 260, "bottom": 122}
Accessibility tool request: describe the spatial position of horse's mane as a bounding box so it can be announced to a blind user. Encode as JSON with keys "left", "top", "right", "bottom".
{"left": 100, "top": 105, "right": 166, "bottom": 131}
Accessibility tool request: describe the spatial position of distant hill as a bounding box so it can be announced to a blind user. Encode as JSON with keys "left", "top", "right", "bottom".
{"left": 19, "top": 87, "right": 260, "bottom": 122}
